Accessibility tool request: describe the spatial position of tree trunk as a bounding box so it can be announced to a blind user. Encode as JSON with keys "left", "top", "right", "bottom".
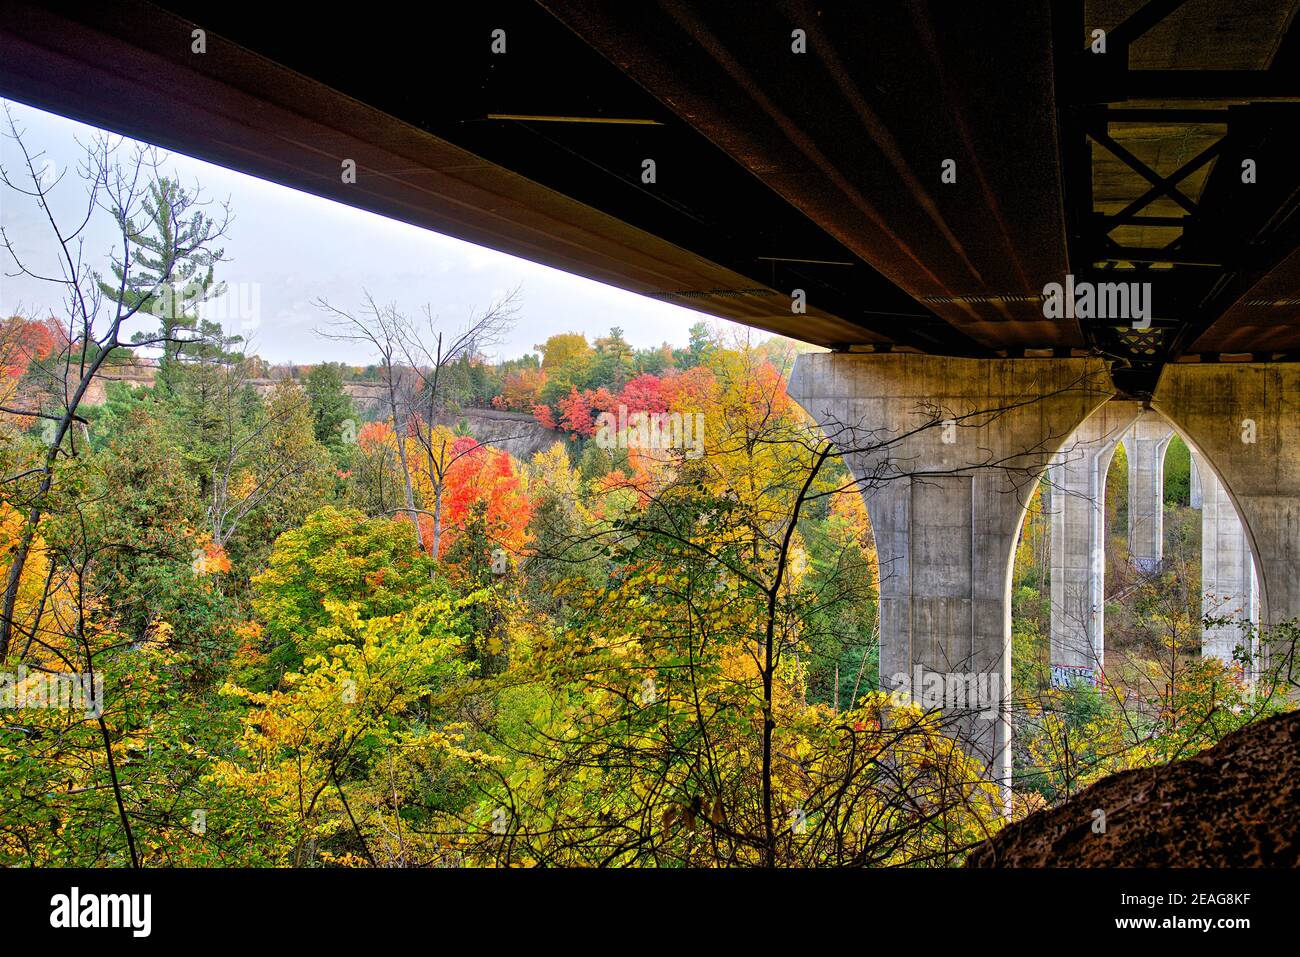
{"left": 385, "top": 371, "right": 420, "bottom": 547}
{"left": 431, "top": 484, "right": 444, "bottom": 562}
{"left": 1, "top": 346, "right": 110, "bottom": 657}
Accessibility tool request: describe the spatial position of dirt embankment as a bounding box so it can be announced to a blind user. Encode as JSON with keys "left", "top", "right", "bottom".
{"left": 967, "top": 710, "right": 1300, "bottom": 867}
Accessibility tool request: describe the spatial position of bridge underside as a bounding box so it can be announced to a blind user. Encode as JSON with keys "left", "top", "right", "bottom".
{"left": 6, "top": 1, "right": 1300, "bottom": 396}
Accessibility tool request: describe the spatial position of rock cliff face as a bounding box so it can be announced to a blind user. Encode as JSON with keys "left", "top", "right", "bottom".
{"left": 430, "top": 407, "right": 566, "bottom": 462}
{"left": 966, "top": 710, "right": 1300, "bottom": 867}
{"left": 63, "top": 364, "right": 564, "bottom": 463}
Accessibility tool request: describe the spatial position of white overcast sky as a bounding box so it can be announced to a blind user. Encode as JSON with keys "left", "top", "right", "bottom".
{"left": 0, "top": 99, "right": 748, "bottom": 366}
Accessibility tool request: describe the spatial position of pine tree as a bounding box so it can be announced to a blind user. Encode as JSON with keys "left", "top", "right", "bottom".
{"left": 95, "top": 178, "right": 230, "bottom": 386}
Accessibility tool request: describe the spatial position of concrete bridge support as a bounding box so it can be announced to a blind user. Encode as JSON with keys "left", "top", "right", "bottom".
{"left": 789, "top": 353, "right": 1111, "bottom": 787}
{"left": 1196, "top": 452, "right": 1259, "bottom": 670}
{"left": 1152, "top": 364, "right": 1300, "bottom": 655}
{"left": 1047, "top": 401, "right": 1141, "bottom": 685}
{"left": 1126, "top": 415, "right": 1175, "bottom": 572}
{"left": 1047, "top": 404, "right": 1263, "bottom": 681}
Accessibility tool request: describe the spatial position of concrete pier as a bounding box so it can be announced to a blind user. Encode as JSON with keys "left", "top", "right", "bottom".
{"left": 1047, "top": 401, "right": 1141, "bottom": 685}
{"left": 1196, "top": 451, "right": 1260, "bottom": 670}
{"left": 790, "top": 353, "right": 1112, "bottom": 786}
{"left": 1126, "top": 415, "right": 1175, "bottom": 573}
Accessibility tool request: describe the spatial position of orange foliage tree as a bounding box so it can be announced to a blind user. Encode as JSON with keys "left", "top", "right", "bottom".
{"left": 357, "top": 420, "right": 533, "bottom": 560}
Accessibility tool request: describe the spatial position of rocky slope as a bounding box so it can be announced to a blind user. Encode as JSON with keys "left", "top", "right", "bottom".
{"left": 967, "top": 710, "right": 1300, "bottom": 866}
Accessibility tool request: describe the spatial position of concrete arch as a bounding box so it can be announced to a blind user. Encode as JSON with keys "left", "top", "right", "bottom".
{"left": 1149, "top": 364, "right": 1295, "bottom": 639}
{"left": 1140, "top": 415, "right": 1261, "bottom": 673}
{"left": 1046, "top": 397, "right": 1263, "bottom": 680}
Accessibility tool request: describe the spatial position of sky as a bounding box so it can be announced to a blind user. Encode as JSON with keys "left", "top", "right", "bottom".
{"left": 0, "top": 99, "right": 749, "bottom": 366}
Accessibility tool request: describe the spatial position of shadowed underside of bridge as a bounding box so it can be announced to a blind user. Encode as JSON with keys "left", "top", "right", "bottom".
{"left": 5, "top": 1, "right": 1300, "bottom": 397}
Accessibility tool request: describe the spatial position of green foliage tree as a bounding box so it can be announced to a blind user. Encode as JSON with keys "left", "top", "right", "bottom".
{"left": 247, "top": 506, "right": 444, "bottom": 686}
{"left": 75, "top": 406, "right": 235, "bottom": 681}
{"left": 1163, "top": 434, "right": 1192, "bottom": 506}
{"left": 304, "top": 363, "right": 357, "bottom": 449}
